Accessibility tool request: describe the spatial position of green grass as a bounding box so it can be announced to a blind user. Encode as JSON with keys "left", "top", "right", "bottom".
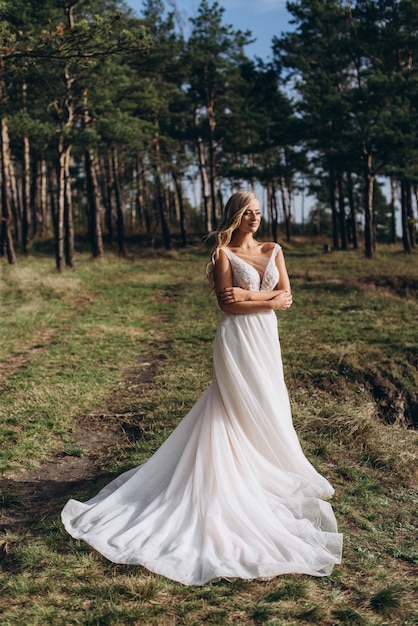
{"left": 0, "top": 242, "right": 417, "bottom": 626}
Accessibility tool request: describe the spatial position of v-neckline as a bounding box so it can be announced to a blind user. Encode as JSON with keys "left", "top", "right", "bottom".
{"left": 227, "top": 246, "right": 275, "bottom": 283}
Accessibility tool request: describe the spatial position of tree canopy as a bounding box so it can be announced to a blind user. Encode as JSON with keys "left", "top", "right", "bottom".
{"left": 0, "top": 0, "right": 417, "bottom": 268}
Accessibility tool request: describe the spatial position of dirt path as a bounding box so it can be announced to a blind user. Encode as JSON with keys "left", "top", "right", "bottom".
{"left": 0, "top": 357, "right": 159, "bottom": 530}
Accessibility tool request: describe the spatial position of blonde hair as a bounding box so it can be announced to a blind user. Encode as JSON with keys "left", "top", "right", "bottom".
{"left": 206, "top": 190, "right": 258, "bottom": 283}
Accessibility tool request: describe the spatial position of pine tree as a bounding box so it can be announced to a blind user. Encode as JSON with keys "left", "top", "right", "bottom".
{"left": 185, "top": 0, "right": 253, "bottom": 230}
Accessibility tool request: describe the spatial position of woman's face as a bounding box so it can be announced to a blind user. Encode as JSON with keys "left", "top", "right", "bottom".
{"left": 237, "top": 199, "right": 261, "bottom": 234}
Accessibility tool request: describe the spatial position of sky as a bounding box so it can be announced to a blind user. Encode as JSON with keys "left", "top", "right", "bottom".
{"left": 126, "top": 0, "right": 294, "bottom": 61}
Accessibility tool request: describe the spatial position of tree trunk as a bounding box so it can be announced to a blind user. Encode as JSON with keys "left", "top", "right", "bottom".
{"left": 337, "top": 172, "right": 348, "bottom": 250}
{"left": 406, "top": 180, "right": 415, "bottom": 249}
{"left": 329, "top": 168, "right": 339, "bottom": 250}
{"left": 85, "top": 150, "right": 104, "bottom": 258}
{"left": 165, "top": 179, "right": 172, "bottom": 227}
{"left": 21, "top": 81, "right": 31, "bottom": 251}
{"left": 111, "top": 148, "right": 126, "bottom": 255}
{"left": 346, "top": 172, "right": 358, "bottom": 249}
{"left": 55, "top": 136, "right": 71, "bottom": 272}
{"left": 363, "top": 151, "right": 375, "bottom": 258}
{"left": 82, "top": 89, "right": 104, "bottom": 258}
{"left": 135, "top": 154, "right": 146, "bottom": 233}
{"left": 172, "top": 169, "right": 187, "bottom": 246}
{"left": 7, "top": 141, "right": 21, "bottom": 245}
{"left": 49, "top": 164, "right": 57, "bottom": 240}
{"left": 196, "top": 140, "right": 211, "bottom": 232}
{"left": 153, "top": 133, "right": 171, "bottom": 250}
{"left": 40, "top": 157, "right": 49, "bottom": 234}
{"left": 276, "top": 148, "right": 292, "bottom": 242}
{"left": 390, "top": 177, "right": 397, "bottom": 244}
{"left": 64, "top": 151, "right": 74, "bottom": 267}
{"left": 22, "top": 134, "right": 31, "bottom": 253}
{"left": 401, "top": 179, "right": 413, "bottom": 252}
{"left": 101, "top": 155, "right": 114, "bottom": 242}
{"left": 195, "top": 110, "right": 211, "bottom": 232}
{"left": 279, "top": 174, "right": 291, "bottom": 242}
{"left": 155, "top": 173, "right": 171, "bottom": 250}
{"left": 0, "top": 114, "right": 16, "bottom": 264}
{"left": 137, "top": 154, "right": 152, "bottom": 237}
{"left": 207, "top": 105, "right": 218, "bottom": 230}
{"left": 268, "top": 181, "right": 278, "bottom": 243}
{"left": 30, "top": 157, "right": 38, "bottom": 237}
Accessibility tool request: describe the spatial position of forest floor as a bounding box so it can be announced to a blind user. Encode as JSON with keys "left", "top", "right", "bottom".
{"left": 0, "top": 242, "right": 417, "bottom": 626}
{"left": 0, "top": 357, "right": 156, "bottom": 528}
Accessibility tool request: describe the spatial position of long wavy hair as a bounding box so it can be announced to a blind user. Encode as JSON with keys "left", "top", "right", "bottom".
{"left": 206, "top": 190, "right": 258, "bottom": 283}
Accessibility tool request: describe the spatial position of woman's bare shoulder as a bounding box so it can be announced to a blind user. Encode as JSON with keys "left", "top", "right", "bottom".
{"left": 260, "top": 241, "right": 280, "bottom": 253}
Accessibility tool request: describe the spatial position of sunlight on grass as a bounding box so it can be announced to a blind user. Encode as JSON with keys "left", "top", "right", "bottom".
{"left": 0, "top": 244, "right": 417, "bottom": 626}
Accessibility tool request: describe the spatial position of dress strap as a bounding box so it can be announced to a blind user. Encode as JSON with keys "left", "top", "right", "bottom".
{"left": 220, "top": 247, "right": 232, "bottom": 259}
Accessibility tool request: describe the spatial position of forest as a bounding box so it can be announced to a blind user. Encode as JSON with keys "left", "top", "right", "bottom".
{"left": 0, "top": 0, "right": 417, "bottom": 270}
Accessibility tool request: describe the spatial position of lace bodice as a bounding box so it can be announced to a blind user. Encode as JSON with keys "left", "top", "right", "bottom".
{"left": 221, "top": 244, "right": 281, "bottom": 291}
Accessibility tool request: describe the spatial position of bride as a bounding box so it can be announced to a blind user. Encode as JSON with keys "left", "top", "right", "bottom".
{"left": 61, "top": 190, "right": 342, "bottom": 586}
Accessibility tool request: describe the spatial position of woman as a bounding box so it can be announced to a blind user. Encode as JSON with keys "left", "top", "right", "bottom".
{"left": 62, "top": 191, "right": 342, "bottom": 586}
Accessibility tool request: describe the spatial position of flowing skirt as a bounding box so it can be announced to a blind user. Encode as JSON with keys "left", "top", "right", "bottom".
{"left": 61, "top": 310, "right": 342, "bottom": 585}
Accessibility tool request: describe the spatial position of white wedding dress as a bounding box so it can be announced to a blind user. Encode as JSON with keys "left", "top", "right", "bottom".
{"left": 62, "top": 244, "right": 342, "bottom": 585}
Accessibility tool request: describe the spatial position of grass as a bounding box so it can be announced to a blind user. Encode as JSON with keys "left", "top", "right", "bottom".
{"left": 0, "top": 241, "right": 417, "bottom": 625}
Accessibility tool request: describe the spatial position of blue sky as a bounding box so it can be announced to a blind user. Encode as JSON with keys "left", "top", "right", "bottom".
{"left": 126, "top": 0, "right": 293, "bottom": 61}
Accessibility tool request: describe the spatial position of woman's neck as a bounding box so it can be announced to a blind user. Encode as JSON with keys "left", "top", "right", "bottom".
{"left": 230, "top": 234, "right": 257, "bottom": 250}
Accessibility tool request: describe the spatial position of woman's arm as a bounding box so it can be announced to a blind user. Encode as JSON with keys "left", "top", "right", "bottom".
{"left": 214, "top": 250, "right": 292, "bottom": 314}
{"left": 219, "top": 286, "right": 285, "bottom": 303}
{"left": 275, "top": 247, "right": 291, "bottom": 293}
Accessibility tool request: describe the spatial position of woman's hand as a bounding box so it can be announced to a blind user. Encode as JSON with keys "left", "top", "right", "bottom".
{"left": 219, "top": 286, "right": 250, "bottom": 304}
{"left": 271, "top": 291, "right": 293, "bottom": 311}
